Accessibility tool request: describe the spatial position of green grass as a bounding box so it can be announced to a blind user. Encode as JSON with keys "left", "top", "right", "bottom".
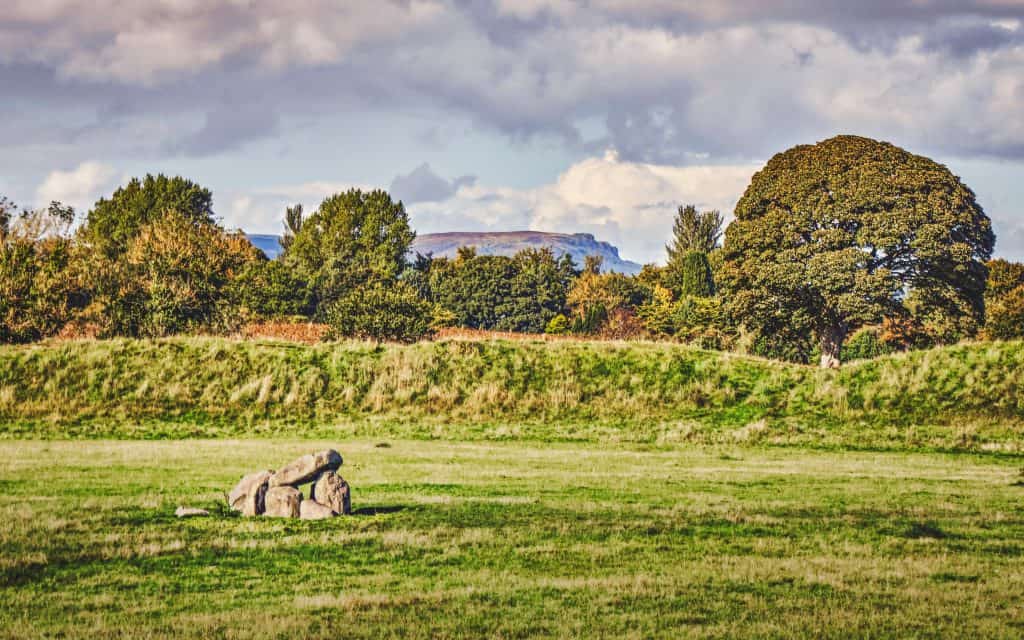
{"left": 0, "top": 337, "right": 1022, "bottom": 451}
{"left": 1, "top": 439, "right": 1023, "bottom": 638}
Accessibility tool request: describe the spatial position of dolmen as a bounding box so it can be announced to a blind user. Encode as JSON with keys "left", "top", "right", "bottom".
{"left": 228, "top": 449, "right": 351, "bottom": 520}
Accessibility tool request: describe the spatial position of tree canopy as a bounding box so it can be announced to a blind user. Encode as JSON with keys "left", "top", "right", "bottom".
{"left": 285, "top": 189, "right": 415, "bottom": 314}
{"left": 720, "top": 135, "right": 994, "bottom": 367}
{"left": 667, "top": 205, "right": 723, "bottom": 256}
{"left": 85, "top": 175, "right": 214, "bottom": 256}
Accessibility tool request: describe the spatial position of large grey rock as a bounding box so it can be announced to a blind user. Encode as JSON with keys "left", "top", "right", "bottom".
{"left": 242, "top": 477, "right": 270, "bottom": 516}
{"left": 299, "top": 500, "right": 335, "bottom": 520}
{"left": 269, "top": 450, "right": 342, "bottom": 488}
{"left": 264, "top": 486, "right": 301, "bottom": 518}
{"left": 311, "top": 471, "right": 351, "bottom": 515}
{"left": 228, "top": 470, "right": 274, "bottom": 511}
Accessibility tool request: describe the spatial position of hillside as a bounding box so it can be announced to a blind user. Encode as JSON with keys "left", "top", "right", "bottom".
{"left": 411, "top": 231, "right": 643, "bottom": 274}
{"left": 0, "top": 338, "right": 1021, "bottom": 449}
{"left": 246, "top": 231, "right": 644, "bottom": 273}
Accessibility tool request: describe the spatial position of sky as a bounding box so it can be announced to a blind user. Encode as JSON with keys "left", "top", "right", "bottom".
{"left": 2, "top": 0, "right": 1024, "bottom": 265}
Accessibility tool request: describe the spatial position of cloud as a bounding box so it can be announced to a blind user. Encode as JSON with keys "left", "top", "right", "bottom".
{"left": 390, "top": 163, "right": 477, "bottom": 203}
{"left": 3, "top": 0, "right": 1024, "bottom": 168}
{"left": 1, "top": 1, "right": 445, "bottom": 85}
{"left": 167, "top": 103, "right": 280, "bottom": 157}
{"left": 219, "top": 180, "right": 368, "bottom": 232}
{"left": 3, "top": 0, "right": 1024, "bottom": 254}
{"left": 34, "top": 161, "right": 117, "bottom": 212}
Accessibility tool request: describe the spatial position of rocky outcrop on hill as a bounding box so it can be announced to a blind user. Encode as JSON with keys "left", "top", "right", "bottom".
{"left": 246, "top": 231, "right": 643, "bottom": 274}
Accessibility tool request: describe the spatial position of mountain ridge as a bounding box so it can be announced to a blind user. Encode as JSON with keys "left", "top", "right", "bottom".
{"left": 246, "top": 230, "right": 644, "bottom": 274}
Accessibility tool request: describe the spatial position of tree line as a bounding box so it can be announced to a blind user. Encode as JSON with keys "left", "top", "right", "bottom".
{"left": 2, "top": 136, "right": 1022, "bottom": 366}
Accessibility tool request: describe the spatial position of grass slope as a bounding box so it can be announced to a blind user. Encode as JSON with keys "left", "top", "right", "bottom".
{"left": 2, "top": 440, "right": 1022, "bottom": 638}
{"left": 0, "top": 338, "right": 1022, "bottom": 450}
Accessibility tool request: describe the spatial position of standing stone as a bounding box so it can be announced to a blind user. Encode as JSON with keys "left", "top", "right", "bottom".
{"left": 269, "top": 450, "right": 342, "bottom": 487}
{"left": 228, "top": 470, "right": 274, "bottom": 511}
{"left": 311, "top": 471, "right": 351, "bottom": 515}
{"left": 242, "top": 477, "right": 270, "bottom": 516}
{"left": 299, "top": 500, "right": 335, "bottom": 520}
{"left": 264, "top": 486, "right": 301, "bottom": 518}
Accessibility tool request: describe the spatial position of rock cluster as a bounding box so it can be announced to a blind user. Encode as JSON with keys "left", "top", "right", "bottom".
{"left": 228, "top": 449, "right": 351, "bottom": 519}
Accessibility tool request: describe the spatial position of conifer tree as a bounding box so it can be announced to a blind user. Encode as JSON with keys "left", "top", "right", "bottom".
{"left": 665, "top": 205, "right": 722, "bottom": 296}
{"left": 679, "top": 250, "right": 714, "bottom": 297}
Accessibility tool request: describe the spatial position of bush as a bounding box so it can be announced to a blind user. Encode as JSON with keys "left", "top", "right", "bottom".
{"left": 841, "top": 326, "right": 893, "bottom": 362}
{"left": 545, "top": 314, "right": 570, "bottom": 335}
{"left": 984, "top": 285, "right": 1024, "bottom": 340}
{"left": 324, "top": 281, "right": 433, "bottom": 343}
{"left": 228, "top": 259, "right": 312, "bottom": 320}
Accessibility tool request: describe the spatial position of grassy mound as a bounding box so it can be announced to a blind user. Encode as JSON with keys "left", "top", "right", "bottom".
{"left": 0, "top": 337, "right": 1021, "bottom": 449}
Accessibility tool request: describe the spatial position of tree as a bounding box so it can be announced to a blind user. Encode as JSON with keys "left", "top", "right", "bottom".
{"left": 279, "top": 204, "right": 303, "bottom": 253}
{"left": 0, "top": 196, "right": 19, "bottom": 239}
{"left": 228, "top": 259, "right": 313, "bottom": 320}
{"left": 983, "top": 259, "right": 1024, "bottom": 340}
{"left": 677, "top": 251, "right": 714, "bottom": 297}
{"left": 85, "top": 175, "right": 214, "bottom": 257}
{"left": 423, "top": 248, "right": 575, "bottom": 333}
{"left": 0, "top": 202, "right": 78, "bottom": 343}
{"left": 80, "top": 211, "right": 260, "bottom": 337}
{"left": 665, "top": 205, "right": 722, "bottom": 297}
{"left": 427, "top": 248, "right": 515, "bottom": 330}
{"left": 504, "top": 248, "right": 576, "bottom": 333}
{"left": 721, "top": 135, "right": 994, "bottom": 367}
{"left": 582, "top": 255, "right": 603, "bottom": 275}
{"left": 667, "top": 204, "right": 723, "bottom": 256}
{"left": 566, "top": 269, "right": 647, "bottom": 334}
{"left": 325, "top": 281, "right": 432, "bottom": 343}
{"left": 285, "top": 189, "right": 415, "bottom": 314}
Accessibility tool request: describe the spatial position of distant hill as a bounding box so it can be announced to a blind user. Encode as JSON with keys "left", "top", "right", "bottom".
{"left": 246, "top": 231, "right": 643, "bottom": 274}
{"left": 247, "top": 234, "right": 285, "bottom": 259}
{"left": 412, "top": 231, "right": 643, "bottom": 274}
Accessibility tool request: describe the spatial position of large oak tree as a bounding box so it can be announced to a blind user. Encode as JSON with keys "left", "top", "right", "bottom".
{"left": 720, "top": 135, "right": 994, "bottom": 367}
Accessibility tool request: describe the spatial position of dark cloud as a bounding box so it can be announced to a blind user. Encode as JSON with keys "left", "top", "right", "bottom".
{"left": 390, "top": 163, "right": 477, "bottom": 203}
{"left": 920, "top": 19, "right": 1023, "bottom": 57}
{"left": 166, "top": 103, "right": 280, "bottom": 157}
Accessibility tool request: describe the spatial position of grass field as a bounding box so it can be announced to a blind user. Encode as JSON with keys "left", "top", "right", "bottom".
{"left": 2, "top": 439, "right": 1023, "bottom": 638}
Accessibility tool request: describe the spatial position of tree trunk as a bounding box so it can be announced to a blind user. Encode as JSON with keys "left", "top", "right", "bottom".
{"left": 818, "top": 325, "right": 846, "bottom": 369}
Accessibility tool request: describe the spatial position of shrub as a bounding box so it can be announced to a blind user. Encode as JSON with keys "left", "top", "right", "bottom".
{"left": 983, "top": 285, "right": 1024, "bottom": 340}
{"left": 545, "top": 314, "right": 570, "bottom": 335}
{"left": 240, "top": 320, "right": 329, "bottom": 344}
{"left": 325, "top": 281, "right": 432, "bottom": 343}
{"left": 228, "top": 259, "right": 312, "bottom": 320}
{"left": 841, "top": 326, "right": 893, "bottom": 361}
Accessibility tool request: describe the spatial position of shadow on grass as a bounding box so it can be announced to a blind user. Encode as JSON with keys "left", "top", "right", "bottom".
{"left": 352, "top": 505, "right": 407, "bottom": 516}
{"left": 905, "top": 521, "right": 950, "bottom": 539}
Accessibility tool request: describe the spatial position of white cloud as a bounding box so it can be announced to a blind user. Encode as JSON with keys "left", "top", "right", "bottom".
{"left": 220, "top": 180, "right": 369, "bottom": 233}
{"left": 35, "top": 161, "right": 117, "bottom": 212}
{"left": 1, "top": 0, "right": 446, "bottom": 85}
